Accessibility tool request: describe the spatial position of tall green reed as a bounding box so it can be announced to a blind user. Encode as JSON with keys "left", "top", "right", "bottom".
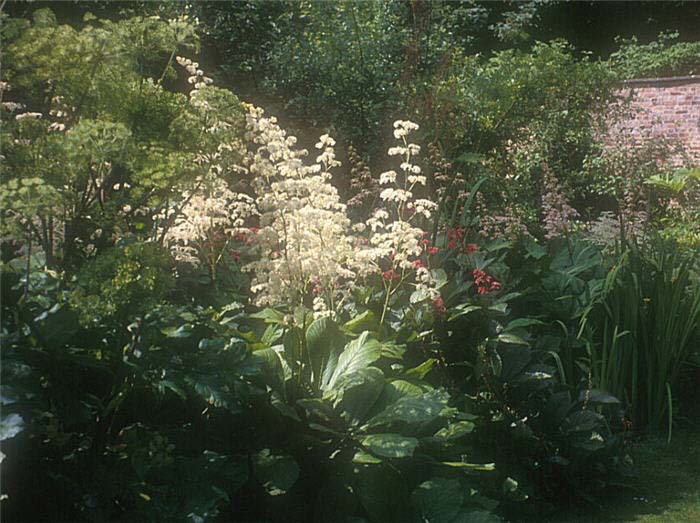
{"left": 580, "top": 238, "right": 700, "bottom": 435}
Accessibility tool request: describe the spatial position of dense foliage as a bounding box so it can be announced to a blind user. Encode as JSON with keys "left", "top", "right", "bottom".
{"left": 1, "top": 3, "right": 699, "bottom": 522}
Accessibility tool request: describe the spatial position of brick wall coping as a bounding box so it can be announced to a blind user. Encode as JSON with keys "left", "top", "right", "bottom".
{"left": 621, "top": 75, "right": 700, "bottom": 88}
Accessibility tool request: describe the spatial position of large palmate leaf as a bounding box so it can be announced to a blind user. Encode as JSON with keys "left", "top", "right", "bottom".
{"left": 322, "top": 331, "right": 382, "bottom": 391}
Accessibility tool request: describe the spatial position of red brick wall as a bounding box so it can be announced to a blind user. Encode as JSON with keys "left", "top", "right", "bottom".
{"left": 607, "top": 76, "right": 700, "bottom": 166}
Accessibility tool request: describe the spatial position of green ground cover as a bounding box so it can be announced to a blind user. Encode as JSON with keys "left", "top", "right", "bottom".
{"left": 544, "top": 430, "right": 700, "bottom": 523}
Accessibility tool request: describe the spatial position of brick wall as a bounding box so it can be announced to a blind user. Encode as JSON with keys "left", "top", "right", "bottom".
{"left": 607, "top": 76, "right": 700, "bottom": 166}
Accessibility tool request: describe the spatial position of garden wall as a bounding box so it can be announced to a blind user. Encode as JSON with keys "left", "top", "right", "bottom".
{"left": 608, "top": 75, "right": 700, "bottom": 166}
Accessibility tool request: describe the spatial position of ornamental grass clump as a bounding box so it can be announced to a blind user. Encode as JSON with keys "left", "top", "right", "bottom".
{"left": 581, "top": 238, "right": 700, "bottom": 435}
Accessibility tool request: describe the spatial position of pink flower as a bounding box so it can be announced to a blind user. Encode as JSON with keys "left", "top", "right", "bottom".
{"left": 432, "top": 296, "right": 446, "bottom": 314}
{"left": 383, "top": 269, "right": 399, "bottom": 281}
{"left": 473, "top": 268, "right": 500, "bottom": 294}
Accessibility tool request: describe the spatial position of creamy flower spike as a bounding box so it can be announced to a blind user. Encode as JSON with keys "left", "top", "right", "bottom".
{"left": 160, "top": 96, "right": 442, "bottom": 320}
{"left": 243, "top": 105, "right": 356, "bottom": 318}
{"left": 159, "top": 176, "right": 257, "bottom": 266}
{"left": 357, "top": 119, "right": 441, "bottom": 305}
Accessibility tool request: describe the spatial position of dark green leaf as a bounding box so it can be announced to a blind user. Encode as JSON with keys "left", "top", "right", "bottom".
{"left": 253, "top": 449, "right": 300, "bottom": 496}
{"left": 361, "top": 434, "right": 418, "bottom": 458}
{"left": 412, "top": 477, "right": 463, "bottom": 523}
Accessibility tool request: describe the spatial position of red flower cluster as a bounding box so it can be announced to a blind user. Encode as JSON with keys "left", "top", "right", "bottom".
{"left": 233, "top": 231, "right": 250, "bottom": 244}
{"left": 233, "top": 227, "right": 260, "bottom": 246}
{"left": 413, "top": 259, "right": 425, "bottom": 269}
{"left": 473, "top": 268, "right": 501, "bottom": 295}
{"left": 419, "top": 231, "right": 431, "bottom": 249}
{"left": 419, "top": 232, "right": 439, "bottom": 256}
{"left": 432, "top": 296, "right": 447, "bottom": 314}
{"left": 446, "top": 228, "right": 478, "bottom": 254}
{"left": 229, "top": 248, "right": 241, "bottom": 262}
{"left": 383, "top": 269, "right": 400, "bottom": 281}
{"left": 447, "top": 228, "right": 466, "bottom": 250}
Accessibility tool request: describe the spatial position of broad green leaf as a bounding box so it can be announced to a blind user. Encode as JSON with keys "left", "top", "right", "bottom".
{"left": 157, "top": 379, "right": 187, "bottom": 400}
{"left": 452, "top": 510, "right": 502, "bottom": 523}
{"left": 262, "top": 323, "right": 284, "bottom": 346}
{"left": 325, "top": 367, "right": 385, "bottom": 425}
{"left": 441, "top": 461, "right": 496, "bottom": 471}
{"left": 404, "top": 358, "right": 437, "bottom": 380}
{"left": 353, "top": 450, "right": 383, "bottom": 464}
{"left": 578, "top": 389, "right": 620, "bottom": 405}
{"left": 342, "top": 310, "right": 378, "bottom": 334}
{"left": 365, "top": 389, "right": 450, "bottom": 429}
{"left": 271, "top": 394, "right": 300, "bottom": 422}
{"left": 571, "top": 431, "right": 606, "bottom": 451}
{"left": 497, "top": 333, "right": 529, "bottom": 346}
{"left": 249, "top": 308, "right": 286, "bottom": 324}
{"left": 361, "top": 433, "right": 418, "bottom": 458}
{"left": 306, "top": 316, "right": 341, "bottom": 379}
{"left": 322, "top": 331, "right": 382, "bottom": 391}
{"left": 380, "top": 341, "right": 406, "bottom": 360}
{"left": 432, "top": 268, "right": 448, "bottom": 289}
{"left": 561, "top": 410, "right": 605, "bottom": 433}
{"left": 297, "top": 398, "right": 336, "bottom": 424}
{"left": 412, "top": 477, "right": 463, "bottom": 523}
{"left": 410, "top": 286, "right": 431, "bottom": 304}
{"left": 503, "top": 318, "right": 544, "bottom": 332}
{"left": 429, "top": 421, "right": 475, "bottom": 442}
{"left": 523, "top": 237, "right": 547, "bottom": 260}
{"left": 306, "top": 316, "right": 332, "bottom": 349}
{"left": 161, "top": 324, "right": 193, "bottom": 338}
{"left": 356, "top": 465, "right": 410, "bottom": 522}
{"left": 254, "top": 347, "right": 286, "bottom": 396}
{"left": 198, "top": 338, "right": 226, "bottom": 351}
{"left": 488, "top": 303, "right": 509, "bottom": 314}
{"left": 498, "top": 344, "right": 532, "bottom": 380}
{"left": 0, "top": 413, "right": 24, "bottom": 441}
{"left": 253, "top": 449, "right": 299, "bottom": 496}
{"left": 373, "top": 379, "right": 433, "bottom": 412}
{"left": 449, "top": 305, "right": 482, "bottom": 321}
